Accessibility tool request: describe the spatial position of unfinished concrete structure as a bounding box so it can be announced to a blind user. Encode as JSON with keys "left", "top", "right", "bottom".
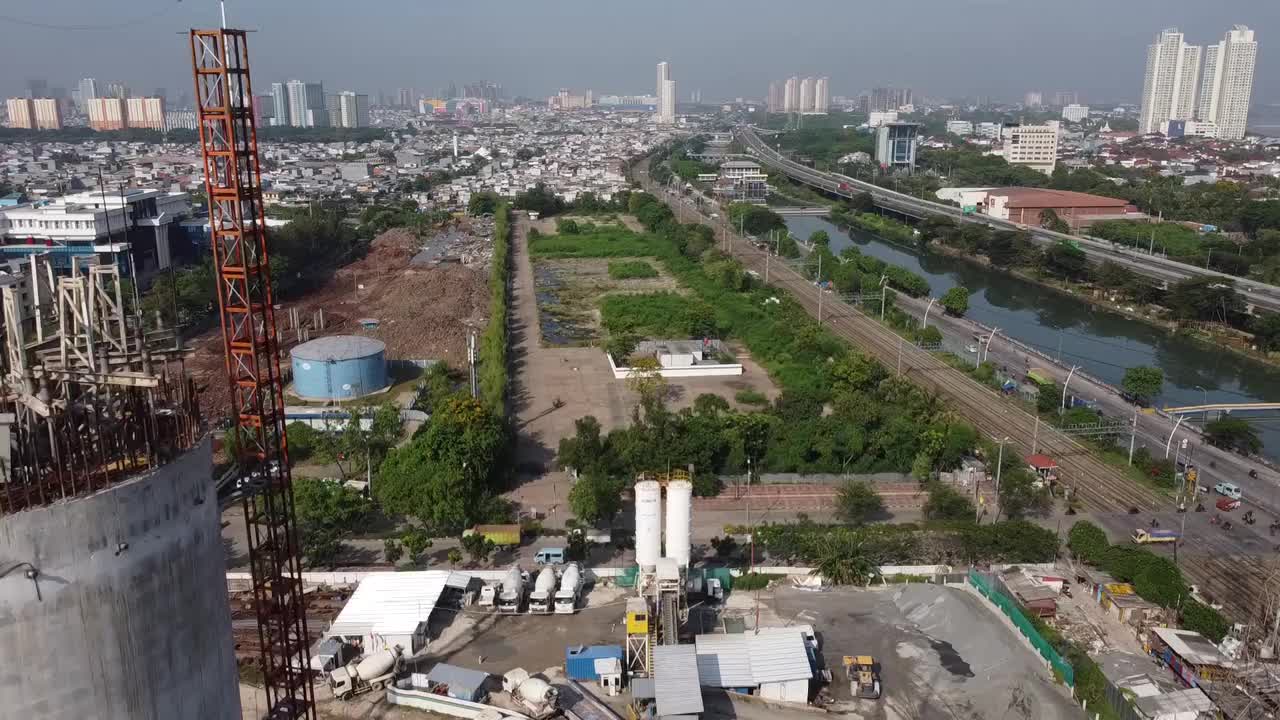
{"left": 0, "top": 255, "right": 240, "bottom": 718}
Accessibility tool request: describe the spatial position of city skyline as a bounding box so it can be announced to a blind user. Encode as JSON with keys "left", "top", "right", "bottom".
{"left": 0, "top": 0, "right": 1276, "bottom": 104}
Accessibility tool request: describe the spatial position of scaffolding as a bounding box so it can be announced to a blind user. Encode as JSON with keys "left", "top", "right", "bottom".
{"left": 0, "top": 254, "right": 200, "bottom": 515}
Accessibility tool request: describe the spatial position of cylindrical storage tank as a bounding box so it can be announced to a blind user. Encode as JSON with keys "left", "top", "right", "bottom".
{"left": 502, "top": 567, "right": 523, "bottom": 594}
{"left": 0, "top": 439, "right": 241, "bottom": 719}
{"left": 290, "top": 335, "right": 387, "bottom": 400}
{"left": 635, "top": 480, "right": 662, "bottom": 570}
{"left": 559, "top": 564, "right": 581, "bottom": 592}
{"left": 665, "top": 480, "right": 693, "bottom": 568}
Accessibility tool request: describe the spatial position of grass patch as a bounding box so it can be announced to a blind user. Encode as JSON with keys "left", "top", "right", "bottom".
{"left": 608, "top": 260, "right": 659, "bottom": 279}
{"left": 733, "top": 572, "right": 783, "bottom": 591}
{"left": 600, "top": 292, "right": 718, "bottom": 338}
{"left": 530, "top": 225, "right": 662, "bottom": 258}
{"left": 735, "top": 388, "right": 768, "bottom": 405}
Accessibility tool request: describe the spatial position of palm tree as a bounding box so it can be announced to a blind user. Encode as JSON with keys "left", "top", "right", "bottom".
{"left": 812, "top": 548, "right": 875, "bottom": 586}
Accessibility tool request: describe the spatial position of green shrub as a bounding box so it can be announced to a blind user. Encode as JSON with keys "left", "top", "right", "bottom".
{"left": 608, "top": 260, "right": 659, "bottom": 279}
{"left": 734, "top": 389, "right": 768, "bottom": 405}
{"left": 733, "top": 572, "right": 782, "bottom": 591}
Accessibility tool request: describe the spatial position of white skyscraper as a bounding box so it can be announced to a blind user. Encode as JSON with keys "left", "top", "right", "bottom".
{"left": 1196, "top": 25, "right": 1257, "bottom": 140}
{"left": 656, "top": 62, "right": 675, "bottom": 123}
{"left": 75, "top": 77, "right": 98, "bottom": 112}
{"left": 286, "top": 80, "right": 326, "bottom": 127}
{"left": 799, "top": 77, "right": 815, "bottom": 113}
{"left": 1139, "top": 28, "right": 1201, "bottom": 135}
{"left": 783, "top": 76, "right": 799, "bottom": 112}
{"left": 815, "top": 77, "right": 830, "bottom": 114}
{"left": 270, "top": 82, "right": 290, "bottom": 126}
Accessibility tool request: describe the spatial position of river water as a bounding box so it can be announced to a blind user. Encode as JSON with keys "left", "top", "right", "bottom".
{"left": 784, "top": 215, "right": 1280, "bottom": 459}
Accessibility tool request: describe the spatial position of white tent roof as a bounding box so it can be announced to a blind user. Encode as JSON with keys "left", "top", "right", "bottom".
{"left": 327, "top": 570, "right": 469, "bottom": 639}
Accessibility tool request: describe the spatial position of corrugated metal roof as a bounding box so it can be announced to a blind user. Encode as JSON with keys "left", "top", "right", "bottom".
{"left": 654, "top": 645, "right": 704, "bottom": 716}
{"left": 291, "top": 334, "right": 386, "bottom": 362}
{"left": 695, "top": 635, "right": 754, "bottom": 687}
{"left": 693, "top": 629, "right": 813, "bottom": 687}
{"left": 746, "top": 631, "right": 812, "bottom": 684}
{"left": 426, "top": 663, "right": 490, "bottom": 693}
{"left": 328, "top": 570, "right": 467, "bottom": 639}
{"left": 1152, "top": 627, "right": 1233, "bottom": 668}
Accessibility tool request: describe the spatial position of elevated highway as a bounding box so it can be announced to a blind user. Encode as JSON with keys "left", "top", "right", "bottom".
{"left": 738, "top": 126, "right": 1280, "bottom": 315}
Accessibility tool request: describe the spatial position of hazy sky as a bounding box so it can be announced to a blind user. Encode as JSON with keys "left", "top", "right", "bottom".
{"left": 1, "top": 0, "right": 1277, "bottom": 105}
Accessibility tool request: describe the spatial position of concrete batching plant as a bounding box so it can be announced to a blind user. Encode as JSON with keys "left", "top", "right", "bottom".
{"left": 290, "top": 335, "right": 389, "bottom": 401}
{"left": 626, "top": 471, "right": 695, "bottom": 678}
{"left": 634, "top": 480, "right": 663, "bottom": 570}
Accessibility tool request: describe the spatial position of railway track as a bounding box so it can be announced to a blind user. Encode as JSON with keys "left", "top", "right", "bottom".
{"left": 645, "top": 180, "right": 1274, "bottom": 624}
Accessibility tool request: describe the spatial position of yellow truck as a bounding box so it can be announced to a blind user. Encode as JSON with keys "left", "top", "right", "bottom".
{"left": 842, "top": 656, "right": 881, "bottom": 700}
{"left": 466, "top": 524, "right": 521, "bottom": 548}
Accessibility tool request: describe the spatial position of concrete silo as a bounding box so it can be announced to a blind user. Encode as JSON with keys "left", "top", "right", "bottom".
{"left": 290, "top": 335, "right": 388, "bottom": 401}
{"left": 634, "top": 480, "right": 662, "bottom": 571}
{"left": 664, "top": 479, "right": 692, "bottom": 568}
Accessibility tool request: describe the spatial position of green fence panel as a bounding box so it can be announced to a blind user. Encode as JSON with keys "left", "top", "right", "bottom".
{"left": 615, "top": 565, "right": 640, "bottom": 588}
{"left": 968, "top": 569, "right": 1074, "bottom": 687}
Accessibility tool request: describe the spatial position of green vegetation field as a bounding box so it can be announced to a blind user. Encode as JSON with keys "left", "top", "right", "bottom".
{"left": 607, "top": 260, "right": 659, "bottom": 279}
{"left": 529, "top": 224, "right": 662, "bottom": 258}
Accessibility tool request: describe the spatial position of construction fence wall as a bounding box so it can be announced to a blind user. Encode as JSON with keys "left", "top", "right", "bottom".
{"left": 968, "top": 569, "right": 1074, "bottom": 687}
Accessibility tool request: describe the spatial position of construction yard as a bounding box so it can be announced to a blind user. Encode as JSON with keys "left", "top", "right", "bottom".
{"left": 533, "top": 257, "right": 684, "bottom": 345}
{"left": 191, "top": 223, "right": 491, "bottom": 416}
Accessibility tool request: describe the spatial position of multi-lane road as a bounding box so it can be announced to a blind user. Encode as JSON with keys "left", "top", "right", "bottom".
{"left": 737, "top": 126, "right": 1280, "bottom": 315}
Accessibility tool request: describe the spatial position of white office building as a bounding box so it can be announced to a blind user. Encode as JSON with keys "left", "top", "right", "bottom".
{"left": 1061, "top": 104, "right": 1090, "bottom": 123}
{"left": 814, "top": 77, "right": 830, "bottom": 114}
{"left": 656, "top": 62, "right": 676, "bottom": 124}
{"left": 1001, "top": 121, "right": 1060, "bottom": 174}
{"left": 1139, "top": 28, "right": 1201, "bottom": 135}
{"left": 1196, "top": 25, "right": 1257, "bottom": 141}
{"left": 945, "top": 120, "right": 974, "bottom": 136}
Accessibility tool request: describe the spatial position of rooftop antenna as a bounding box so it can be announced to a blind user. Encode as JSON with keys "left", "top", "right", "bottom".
{"left": 220, "top": 0, "right": 227, "bottom": 29}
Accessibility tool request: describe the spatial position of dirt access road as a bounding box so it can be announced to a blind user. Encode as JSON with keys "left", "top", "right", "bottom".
{"left": 506, "top": 214, "right": 778, "bottom": 527}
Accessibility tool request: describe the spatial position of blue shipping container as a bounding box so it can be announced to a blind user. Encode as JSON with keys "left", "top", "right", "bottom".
{"left": 565, "top": 645, "right": 624, "bottom": 681}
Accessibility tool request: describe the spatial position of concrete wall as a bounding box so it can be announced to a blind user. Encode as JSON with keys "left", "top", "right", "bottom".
{"left": 0, "top": 438, "right": 241, "bottom": 720}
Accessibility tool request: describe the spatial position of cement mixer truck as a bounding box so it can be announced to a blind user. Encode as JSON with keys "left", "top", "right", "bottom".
{"left": 554, "top": 563, "right": 583, "bottom": 614}
{"left": 329, "top": 646, "right": 403, "bottom": 700}
{"left": 502, "top": 668, "right": 559, "bottom": 719}
{"left": 498, "top": 566, "right": 525, "bottom": 614}
{"left": 528, "top": 566, "right": 558, "bottom": 614}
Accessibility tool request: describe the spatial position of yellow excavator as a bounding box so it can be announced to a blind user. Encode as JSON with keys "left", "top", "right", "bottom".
{"left": 842, "top": 656, "right": 881, "bottom": 700}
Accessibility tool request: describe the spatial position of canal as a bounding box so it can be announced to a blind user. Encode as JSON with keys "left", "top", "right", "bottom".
{"left": 784, "top": 215, "right": 1280, "bottom": 459}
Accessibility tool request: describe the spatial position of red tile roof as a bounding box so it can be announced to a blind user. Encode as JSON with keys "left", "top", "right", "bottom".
{"left": 988, "top": 187, "right": 1130, "bottom": 209}
{"left": 1026, "top": 454, "right": 1058, "bottom": 468}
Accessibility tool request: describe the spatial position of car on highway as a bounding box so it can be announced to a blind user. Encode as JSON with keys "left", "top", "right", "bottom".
{"left": 1214, "top": 482, "right": 1243, "bottom": 500}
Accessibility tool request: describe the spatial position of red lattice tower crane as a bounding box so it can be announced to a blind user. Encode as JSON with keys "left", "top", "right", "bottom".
{"left": 190, "top": 29, "right": 316, "bottom": 719}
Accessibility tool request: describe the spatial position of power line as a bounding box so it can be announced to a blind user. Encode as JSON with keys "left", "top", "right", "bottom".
{"left": 0, "top": 3, "right": 177, "bottom": 31}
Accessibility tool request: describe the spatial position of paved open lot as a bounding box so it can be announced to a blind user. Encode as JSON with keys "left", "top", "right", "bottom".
{"left": 772, "top": 585, "right": 1081, "bottom": 720}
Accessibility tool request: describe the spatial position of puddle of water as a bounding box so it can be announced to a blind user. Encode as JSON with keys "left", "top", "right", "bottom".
{"left": 534, "top": 265, "right": 596, "bottom": 346}
{"left": 928, "top": 639, "right": 973, "bottom": 677}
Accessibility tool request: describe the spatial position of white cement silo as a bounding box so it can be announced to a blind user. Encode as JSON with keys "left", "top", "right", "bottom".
{"left": 635, "top": 480, "right": 662, "bottom": 570}
{"left": 665, "top": 479, "right": 693, "bottom": 568}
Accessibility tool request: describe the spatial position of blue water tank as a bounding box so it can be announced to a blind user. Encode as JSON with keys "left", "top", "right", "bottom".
{"left": 290, "top": 335, "right": 387, "bottom": 400}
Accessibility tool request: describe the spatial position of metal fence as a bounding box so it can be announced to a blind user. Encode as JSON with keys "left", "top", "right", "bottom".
{"left": 968, "top": 569, "right": 1075, "bottom": 687}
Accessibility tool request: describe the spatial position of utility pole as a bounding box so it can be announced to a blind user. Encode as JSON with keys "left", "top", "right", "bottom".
{"left": 981, "top": 327, "right": 998, "bottom": 365}
{"left": 921, "top": 297, "right": 936, "bottom": 329}
{"left": 993, "top": 437, "right": 1009, "bottom": 522}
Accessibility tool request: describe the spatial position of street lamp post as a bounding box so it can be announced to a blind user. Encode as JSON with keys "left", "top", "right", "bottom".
{"left": 980, "top": 327, "right": 999, "bottom": 365}
{"left": 1195, "top": 385, "right": 1208, "bottom": 424}
{"left": 880, "top": 275, "right": 889, "bottom": 322}
{"left": 1165, "top": 415, "right": 1186, "bottom": 459}
{"left": 1061, "top": 365, "right": 1079, "bottom": 413}
{"left": 993, "top": 436, "right": 1010, "bottom": 522}
{"left": 921, "top": 297, "right": 936, "bottom": 329}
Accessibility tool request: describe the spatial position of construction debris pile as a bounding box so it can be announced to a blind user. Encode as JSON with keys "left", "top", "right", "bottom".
{"left": 0, "top": 256, "right": 201, "bottom": 513}
{"left": 190, "top": 223, "right": 489, "bottom": 415}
